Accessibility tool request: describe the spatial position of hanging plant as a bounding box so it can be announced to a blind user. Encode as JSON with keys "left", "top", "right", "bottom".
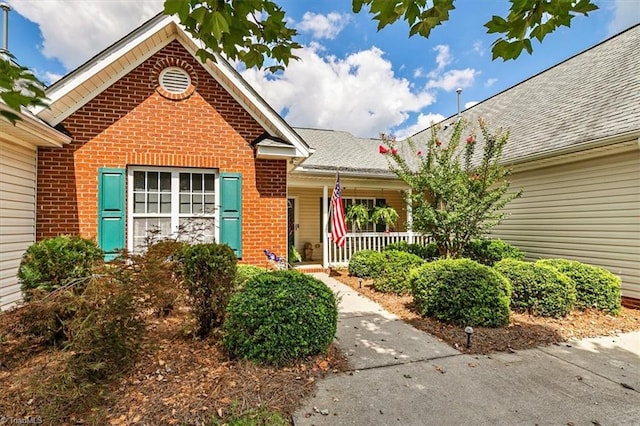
{"left": 345, "top": 203, "right": 370, "bottom": 231}
{"left": 371, "top": 205, "right": 399, "bottom": 229}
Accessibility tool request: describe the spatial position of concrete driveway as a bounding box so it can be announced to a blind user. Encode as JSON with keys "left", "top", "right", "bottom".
{"left": 293, "top": 274, "right": 640, "bottom": 426}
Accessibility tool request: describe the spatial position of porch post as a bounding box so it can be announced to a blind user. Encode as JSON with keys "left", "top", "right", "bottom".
{"left": 406, "top": 189, "right": 414, "bottom": 244}
{"left": 322, "top": 184, "right": 329, "bottom": 268}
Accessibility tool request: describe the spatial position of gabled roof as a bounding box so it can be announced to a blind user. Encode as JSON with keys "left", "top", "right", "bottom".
{"left": 409, "top": 23, "right": 640, "bottom": 165}
{"left": 33, "top": 13, "right": 310, "bottom": 158}
{"left": 292, "top": 127, "right": 394, "bottom": 177}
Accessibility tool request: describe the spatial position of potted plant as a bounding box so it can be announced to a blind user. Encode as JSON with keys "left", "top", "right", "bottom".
{"left": 371, "top": 205, "right": 399, "bottom": 231}
{"left": 345, "top": 203, "right": 370, "bottom": 231}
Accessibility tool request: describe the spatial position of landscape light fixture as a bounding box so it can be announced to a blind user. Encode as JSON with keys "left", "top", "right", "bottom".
{"left": 464, "top": 326, "right": 474, "bottom": 348}
{"left": 359, "top": 278, "right": 363, "bottom": 289}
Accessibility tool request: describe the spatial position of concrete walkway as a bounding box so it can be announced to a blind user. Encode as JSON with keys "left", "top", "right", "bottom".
{"left": 293, "top": 273, "right": 640, "bottom": 426}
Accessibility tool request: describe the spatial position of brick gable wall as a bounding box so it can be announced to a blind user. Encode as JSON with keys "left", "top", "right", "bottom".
{"left": 37, "top": 39, "right": 287, "bottom": 265}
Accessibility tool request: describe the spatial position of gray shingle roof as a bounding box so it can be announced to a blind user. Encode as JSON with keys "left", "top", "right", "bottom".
{"left": 409, "top": 24, "right": 640, "bottom": 165}
{"left": 293, "top": 127, "right": 394, "bottom": 176}
{"left": 293, "top": 24, "right": 639, "bottom": 174}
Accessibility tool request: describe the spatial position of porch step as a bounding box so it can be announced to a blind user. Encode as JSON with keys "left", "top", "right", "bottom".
{"left": 294, "top": 265, "right": 329, "bottom": 274}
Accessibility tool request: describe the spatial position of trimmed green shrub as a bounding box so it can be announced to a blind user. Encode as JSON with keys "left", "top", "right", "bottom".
{"left": 234, "top": 264, "right": 268, "bottom": 290}
{"left": 384, "top": 241, "right": 440, "bottom": 260}
{"left": 18, "top": 235, "right": 104, "bottom": 298}
{"left": 372, "top": 250, "right": 424, "bottom": 294}
{"left": 411, "top": 258, "right": 511, "bottom": 327}
{"left": 223, "top": 270, "right": 337, "bottom": 366}
{"left": 538, "top": 259, "right": 621, "bottom": 315}
{"left": 348, "top": 250, "right": 385, "bottom": 278}
{"left": 463, "top": 238, "right": 524, "bottom": 266}
{"left": 175, "top": 243, "right": 237, "bottom": 337}
{"left": 494, "top": 259, "right": 576, "bottom": 317}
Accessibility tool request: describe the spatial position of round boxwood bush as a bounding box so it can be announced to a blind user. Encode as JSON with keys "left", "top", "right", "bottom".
{"left": 233, "top": 264, "right": 268, "bottom": 290}
{"left": 223, "top": 270, "right": 338, "bottom": 365}
{"left": 494, "top": 259, "right": 576, "bottom": 317}
{"left": 538, "top": 259, "right": 621, "bottom": 315}
{"left": 348, "top": 250, "right": 385, "bottom": 278}
{"left": 372, "top": 250, "right": 424, "bottom": 295}
{"left": 410, "top": 258, "right": 511, "bottom": 327}
{"left": 384, "top": 241, "right": 439, "bottom": 260}
{"left": 463, "top": 239, "right": 524, "bottom": 266}
{"left": 18, "top": 235, "right": 104, "bottom": 298}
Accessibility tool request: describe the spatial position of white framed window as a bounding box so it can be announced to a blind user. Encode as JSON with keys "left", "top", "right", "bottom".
{"left": 344, "top": 197, "right": 376, "bottom": 232}
{"left": 127, "top": 167, "right": 219, "bottom": 251}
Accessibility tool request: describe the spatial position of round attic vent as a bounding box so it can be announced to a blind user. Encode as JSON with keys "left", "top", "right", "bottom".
{"left": 159, "top": 67, "right": 191, "bottom": 94}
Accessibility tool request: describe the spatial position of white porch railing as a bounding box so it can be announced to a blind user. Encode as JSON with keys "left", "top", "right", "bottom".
{"left": 327, "top": 232, "right": 432, "bottom": 266}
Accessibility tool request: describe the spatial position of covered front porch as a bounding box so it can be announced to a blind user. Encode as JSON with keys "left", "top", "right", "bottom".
{"left": 287, "top": 173, "right": 428, "bottom": 268}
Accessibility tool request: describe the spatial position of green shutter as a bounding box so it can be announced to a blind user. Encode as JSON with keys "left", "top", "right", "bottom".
{"left": 98, "top": 168, "right": 125, "bottom": 260}
{"left": 220, "top": 173, "right": 242, "bottom": 257}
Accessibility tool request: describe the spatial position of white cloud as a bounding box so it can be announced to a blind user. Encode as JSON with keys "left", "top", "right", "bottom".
{"left": 607, "top": 0, "right": 640, "bottom": 35}
{"left": 34, "top": 69, "right": 63, "bottom": 85}
{"left": 242, "top": 45, "right": 436, "bottom": 137}
{"left": 434, "top": 45, "right": 452, "bottom": 70}
{"left": 426, "top": 68, "right": 478, "bottom": 91}
{"left": 413, "top": 67, "right": 424, "bottom": 78}
{"left": 472, "top": 40, "right": 485, "bottom": 56}
{"left": 394, "top": 112, "right": 446, "bottom": 139}
{"left": 464, "top": 101, "right": 479, "bottom": 109}
{"left": 485, "top": 78, "right": 498, "bottom": 87}
{"left": 296, "top": 12, "right": 351, "bottom": 40}
{"left": 8, "top": 0, "right": 163, "bottom": 70}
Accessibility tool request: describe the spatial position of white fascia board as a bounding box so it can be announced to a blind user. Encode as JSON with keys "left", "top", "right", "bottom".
{"left": 33, "top": 15, "right": 177, "bottom": 124}
{"left": 255, "top": 144, "right": 298, "bottom": 159}
{"left": 1, "top": 105, "right": 71, "bottom": 147}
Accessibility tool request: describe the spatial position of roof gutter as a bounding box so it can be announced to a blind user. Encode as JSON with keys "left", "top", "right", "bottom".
{"left": 0, "top": 104, "right": 71, "bottom": 147}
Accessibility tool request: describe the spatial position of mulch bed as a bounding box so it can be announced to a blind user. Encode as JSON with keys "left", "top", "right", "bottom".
{"left": 0, "top": 306, "right": 349, "bottom": 425}
{"left": 329, "top": 269, "right": 640, "bottom": 355}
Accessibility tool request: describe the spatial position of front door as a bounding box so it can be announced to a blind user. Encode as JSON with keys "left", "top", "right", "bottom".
{"left": 287, "top": 198, "right": 295, "bottom": 248}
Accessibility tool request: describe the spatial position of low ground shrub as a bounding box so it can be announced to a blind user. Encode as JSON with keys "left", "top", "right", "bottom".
{"left": 494, "top": 259, "right": 576, "bottom": 317}
{"left": 18, "top": 235, "right": 104, "bottom": 298}
{"left": 538, "top": 259, "right": 621, "bottom": 315}
{"left": 384, "top": 241, "right": 439, "bottom": 260}
{"left": 348, "top": 250, "right": 385, "bottom": 278}
{"left": 411, "top": 258, "right": 511, "bottom": 327}
{"left": 372, "top": 250, "right": 424, "bottom": 294}
{"left": 463, "top": 238, "right": 524, "bottom": 266}
{"left": 175, "top": 243, "right": 237, "bottom": 338}
{"left": 223, "top": 270, "right": 337, "bottom": 366}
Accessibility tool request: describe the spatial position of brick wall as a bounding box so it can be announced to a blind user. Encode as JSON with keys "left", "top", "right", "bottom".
{"left": 37, "top": 40, "right": 287, "bottom": 265}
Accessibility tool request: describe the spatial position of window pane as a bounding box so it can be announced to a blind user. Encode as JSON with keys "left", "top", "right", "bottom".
{"left": 192, "top": 194, "right": 203, "bottom": 214}
{"left": 134, "top": 193, "right": 146, "bottom": 213}
{"left": 160, "top": 194, "right": 171, "bottom": 213}
{"left": 160, "top": 172, "right": 171, "bottom": 192}
{"left": 133, "top": 171, "right": 145, "bottom": 191}
{"left": 180, "top": 194, "right": 191, "bottom": 214}
{"left": 204, "top": 174, "right": 214, "bottom": 192}
{"left": 204, "top": 194, "right": 215, "bottom": 213}
{"left": 192, "top": 173, "right": 203, "bottom": 191}
{"left": 133, "top": 217, "right": 171, "bottom": 251}
{"left": 147, "top": 193, "right": 158, "bottom": 213}
{"left": 147, "top": 172, "right": 158, "bottom": 190}
{"left": 179, "top": 173, "right": 190, "bottom": 191}
{"left": 179, "top": 217, "right": 214, "bottom": 244}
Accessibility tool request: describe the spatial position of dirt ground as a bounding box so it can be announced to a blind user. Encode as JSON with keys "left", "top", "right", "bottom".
{"left": 329, "top": 269, "right": 640, "bottom": 354}
{"left": 0, "top": 307, "right": 348, "bottom": 425}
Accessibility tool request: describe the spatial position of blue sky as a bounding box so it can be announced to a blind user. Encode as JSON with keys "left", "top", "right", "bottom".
{"left": 6, "top": 0, "right": 639, "bottom": 138}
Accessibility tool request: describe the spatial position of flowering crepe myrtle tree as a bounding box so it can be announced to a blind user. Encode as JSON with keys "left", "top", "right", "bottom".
{"left": 380, "top": 119, "right": 522, "bottom": 258}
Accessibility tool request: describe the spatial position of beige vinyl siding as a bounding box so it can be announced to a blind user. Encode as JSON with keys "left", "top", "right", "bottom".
{"left": 491, "top": 149, "right": 640, "bottom": 300}
{"left": 288, "top": 186, "right": 407, "bottom": 262}
{"left": 0, "top": 141, "right": 37, "bottom": 309}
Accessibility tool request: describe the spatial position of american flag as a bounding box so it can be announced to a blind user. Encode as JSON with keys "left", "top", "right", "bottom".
{"left": 331, "top": 173, "right": 347, "bottom": 247}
